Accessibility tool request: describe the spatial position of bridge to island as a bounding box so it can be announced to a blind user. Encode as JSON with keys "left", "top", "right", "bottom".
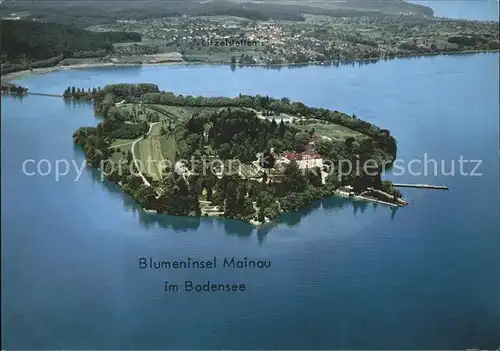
{"left": 28, "top": 92, "right": 64, "bottom": 98}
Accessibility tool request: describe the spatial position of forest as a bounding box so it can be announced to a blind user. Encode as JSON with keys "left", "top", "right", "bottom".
{"left": 1, "top": 20, "right": 141, "bottom": 68}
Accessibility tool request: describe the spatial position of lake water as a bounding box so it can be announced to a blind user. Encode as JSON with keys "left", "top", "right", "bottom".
{"left": 410, "top": 0, "right": 499, "bottom": 21}
{"left": 2, "top": 11, "right": 499, "bottom": 350}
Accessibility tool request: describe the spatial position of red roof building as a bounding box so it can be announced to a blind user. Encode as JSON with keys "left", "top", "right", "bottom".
{"left": 283, "top": 150, "right": 323, "bottom": 170}
{"left": 284, "top": 150, "right": 322, "bottom": 161}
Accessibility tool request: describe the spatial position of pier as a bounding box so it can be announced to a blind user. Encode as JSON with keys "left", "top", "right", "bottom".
{"left": 392, "top": 183, "right": 449, "bottom": 190}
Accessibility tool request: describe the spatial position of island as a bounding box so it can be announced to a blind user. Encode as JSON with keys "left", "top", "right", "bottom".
{"left": 68, "top": 83, "right": 406, "bottom": 225}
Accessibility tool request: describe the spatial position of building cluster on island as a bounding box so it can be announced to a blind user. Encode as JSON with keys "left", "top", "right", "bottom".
{"left": 65, "top": 83, "right": 407, "bottom": 225}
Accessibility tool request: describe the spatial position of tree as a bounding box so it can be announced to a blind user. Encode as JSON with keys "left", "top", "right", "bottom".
{"left": 307, "top": 167, "right": 323, "bottom": 187}
{"left": 283, "top": 160, "right": 306, "bottom": 193}
{"left": 278, "top": 119, "right": 286, "bottom": 138}
{"left": 262, "top": 172, "right": 268, "bottom": 184}
{"left": 261, "top": 149, "right": 275, "bottom": 169}
{"left": 293, "top": 131, "right": 310, "bottom": 152}
{"left": 135, "top": 184, "right": 156, "bottom": 208}
{"left": 103, "top": 41, "right": 114, "bottom": 53}
{"left": 257, "top": 207, "right": 266, "bottom": 222}
{"left": 96, "top": 123, "right": 104, "bottom": 138}
{"left": 268, "top": 139, "right": 284, "bottom": 153}
{"left": 316, "top": 139, "right": 333, "bottom": 157}
{"left": 345, "top": 136, "right": 355, "bottom": 150}
{"left": 127, "top": 150, "right": 133, "bottom": 164}
{"left": 359, "top": 138, "right": 374, "bottom": 155}
{"left": 270, "top": 118, "right": 278, "bottom": 134}
{"left": 218, "top": 143, "right": 232, "bottom": 159}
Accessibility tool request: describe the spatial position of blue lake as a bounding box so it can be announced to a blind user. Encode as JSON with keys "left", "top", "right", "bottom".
{"left": 410, "top": 0, "right": 499, "bottom": 21}
{"left": 2, "top": 51, "right": 499, "bottom": 351}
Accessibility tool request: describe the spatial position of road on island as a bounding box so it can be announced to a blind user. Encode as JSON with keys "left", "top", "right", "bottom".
{"left": 108, "top": 122, "right": 160, "bottom": 187}
{"left": 131, "top": 122, "right": 160, "bottom": 187}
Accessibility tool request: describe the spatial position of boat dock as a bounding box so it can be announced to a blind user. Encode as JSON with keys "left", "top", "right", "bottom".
{"left": 392, "top": 183, "right": 449, "bottom": 190}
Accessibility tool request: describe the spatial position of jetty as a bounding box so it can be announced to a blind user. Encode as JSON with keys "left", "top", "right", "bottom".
{"left": 392, "top": 183, "right": 449, "bottom": 190}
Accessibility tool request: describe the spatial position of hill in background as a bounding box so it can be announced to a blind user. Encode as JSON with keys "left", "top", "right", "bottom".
{"left": 0, "top": 0, "right": 434, "bottom": 28}
{"left": 1, "top": 20, "right": 141, "bottom": 73}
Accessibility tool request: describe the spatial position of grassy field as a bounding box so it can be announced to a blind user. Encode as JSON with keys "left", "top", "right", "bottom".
{"left": 109, "top": 142, "right": 133, "bottom": 164}
{"left": 159, "top": 136, "right": 177, "bottom": 163}
{"left": 111, "top": 138, "right": 136, "bottom": 147}
{"left": 296, "top": 123, "right": 365, "bottom": 142}
{"left": 115, "top": 104, "right": 152, "bottom": 122}
{"left": 134, "top": 125, "right": 177, "bottom": 181}
{"left": 148, "top": 105, "right": 194, "bottom": 120}
{"left": 149, "top": 105, "right": 223, "bottom": 120}
{"left": 107, "top": 106, "right": 178, "bottom": 180}
{"left": 135, "top": 137, "right": 162, "bottom": 180}
{"left": 117, "top": 103, "right": 227, "bottom": 122}
{"left": 107, "top": 122, "right": 177, "bottom": 180}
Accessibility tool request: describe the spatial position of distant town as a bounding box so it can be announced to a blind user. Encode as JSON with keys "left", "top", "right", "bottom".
{"left": 87, "top": 15, "right": 499, "bottom": 65}
{"left": 1, "top": 8, "right": 498, "bottom": 74}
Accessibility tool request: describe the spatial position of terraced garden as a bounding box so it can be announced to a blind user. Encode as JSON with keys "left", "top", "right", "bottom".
{"left": 238, "top": 164, "right": 262, "bottom": 179}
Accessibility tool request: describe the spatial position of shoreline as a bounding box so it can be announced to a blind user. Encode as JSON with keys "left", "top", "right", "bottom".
{"left": 138, "top": 189, "right": 405, "bottom": 227}
{"left": 2, "top": 49, "right": 498, "bottom": 83}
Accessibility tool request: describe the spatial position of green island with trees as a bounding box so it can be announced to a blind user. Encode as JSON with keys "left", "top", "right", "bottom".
{"left": 69, "top": 83, "right": 406, "bottom": 225}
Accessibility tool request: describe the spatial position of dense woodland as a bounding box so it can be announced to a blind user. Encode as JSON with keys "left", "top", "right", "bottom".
{"left": 71, "top": 84, "right": 401, "bottom": 223}
{"left": 1, "top": 20, "right": 141, "bottom": 73}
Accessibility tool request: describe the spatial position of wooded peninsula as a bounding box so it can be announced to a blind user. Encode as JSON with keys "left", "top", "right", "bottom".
{"left": 69, "top": 83, "right": 405, "bottom": 224}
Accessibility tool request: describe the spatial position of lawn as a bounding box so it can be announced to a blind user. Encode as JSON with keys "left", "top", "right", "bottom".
{"left": 295, "top": 123, "right": 365, "bottom": 142}
{"left": 110, "top": 138, "right": 136, "bottom": 147}
{"left": 149, "top": 105, "right": 223, "bottom": 120}
{"left": 118, "top": 103, "right": 227, "bottom": 122}
{"left": 159, "top": 136, "right": 177, "bottom": 163}
{"left": 109, "top": 142, "right": 133, "bottom": 165}
{"left": 134, "top": 132, "right": 177, "bottom": 181}
{"left": 148, "top": 105, "right": 193, "bottom": 119}
{"left": 117, "top": 104, "right": 170, "bottom": 122}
